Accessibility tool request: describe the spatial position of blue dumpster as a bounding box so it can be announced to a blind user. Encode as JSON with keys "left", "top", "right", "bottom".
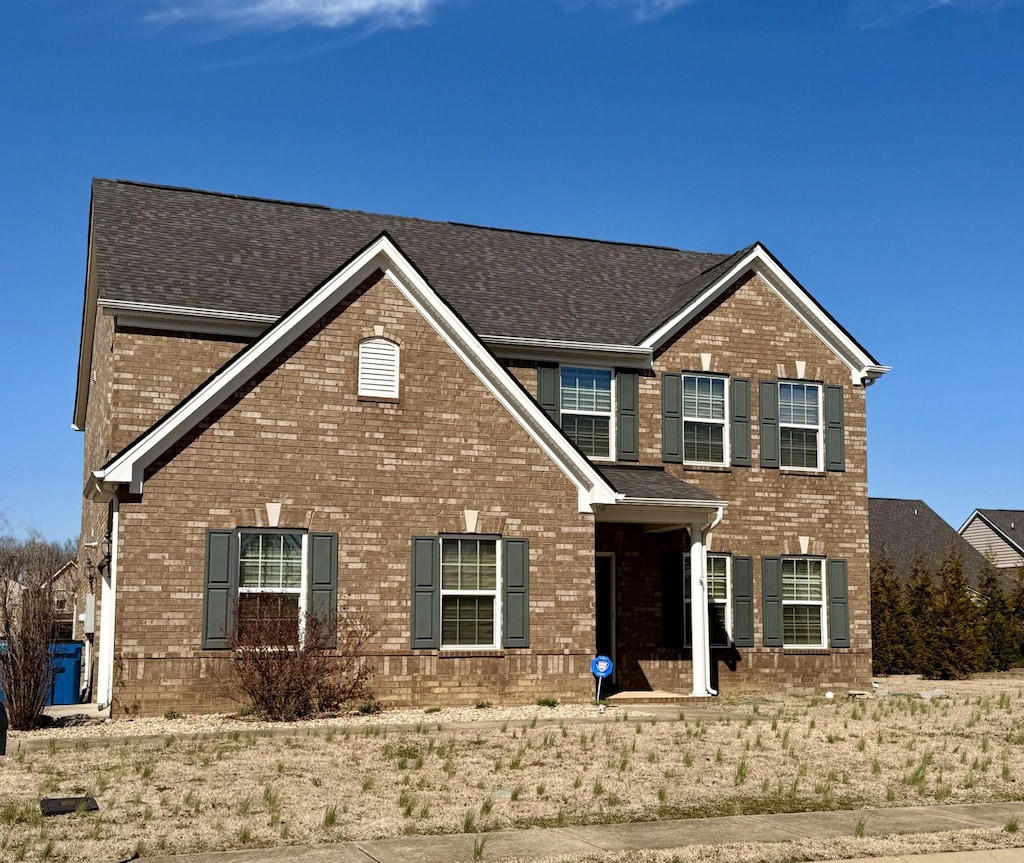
{"left": 0, "top": 641, "right": 83, "bottom": 706}
{"left": 48, "top": 642, "right": 83, "bottom": 706}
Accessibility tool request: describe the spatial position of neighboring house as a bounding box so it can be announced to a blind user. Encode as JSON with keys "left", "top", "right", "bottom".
{"left": 960, "top": 510, "right": 1024, "bottom": 570}
{"left": 868, "top": 498, "right": 991, "bottom": 591}
{"left": 74, "top": 179, "right": 889, "bottom": 716}
{"left": 50, "top": 559, "right": 81, "bottom": 641}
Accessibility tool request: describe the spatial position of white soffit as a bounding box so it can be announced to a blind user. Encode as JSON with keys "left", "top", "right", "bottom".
{"left": 642, "top": 245, "right": 890, "bottom": 386}
{"left": 96, "top": 235, "right": 619, "bottom": 511}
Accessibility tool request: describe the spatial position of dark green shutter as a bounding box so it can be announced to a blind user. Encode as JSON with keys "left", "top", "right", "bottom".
{"left": 411, "top": 537, "right": 439, "bottom": 649}
{"left": 762, "top": 556, "right": 783, "bottom": 647}
{"left": 828, "top": 559, "right": 850, "bottom": 648}
{"left": 617, "top": 372, "right": 640, "bottom": 462}
{"left": 308, "top": 533, "right": 339, "bottom": 649}
{"left": 732, "top": 556, "right": 754, "bottom": 647}
{"left": 759, "top": 381, "right": 779, "bottom": 469}
{"left": 662, "top": 373, "right": 683, "bottom": 463}
{"left": 825, "top": 385, "right": 845, "bottom": 472}
{"left": 503, "top": 538, "right": 530, "bottom": 648}
{"left": 538, "top": 365, "right": 560, "bottom": 424}
{"left": 731, "top": 378, "right": 751, "bottom": 467}
{"left": 203, "top": 529, "right": 236, "bottom": 650}
{"left": 661, "top": 551, "right": 685, "bottom": 649}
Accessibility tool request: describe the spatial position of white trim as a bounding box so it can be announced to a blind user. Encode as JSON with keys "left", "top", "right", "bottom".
{"left": 357, "top": 337, "right": 400, "bottom": 399}
{"left": 438, "top": 536, "right": 501, "bottom": 651}
{"left": 681, "top": 372, "right": 730, "bottom": 467}
{"left": 778, "top": 381, "right": 824, "bottom": 472}
{"left": 483, "top": 335, "right": 652, "bottom": 370}
{"left": 781, "top": 557, "right": 827, "bottom": 650}
{"left": 94, "top": 236, "right": 620, "bottom": 512}
{"left": 641, "top": 245, "right": 890, "bottom": 386}
{"left": 96, "top": 501, "right": 118, "bottom": 710}
{"left": 99, "top": 298, "right": 278, "bottom": 325}
{"left": 559, "top": 365, "right": 616, "bottom": 462}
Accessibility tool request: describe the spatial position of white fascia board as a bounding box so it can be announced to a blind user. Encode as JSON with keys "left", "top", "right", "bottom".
{"left": 642, "top": 245, "right": 890, "bottom": 386}
{"left": 957, "top": 510, "right": 983, "bottom": 534}
{"left": 966, "top": 511, "right": 1024, "bottom": 555}
{"left": 483, "top": 335, "right": 652, "bottom": 370}
{"left": 73, "top": 230, "right": 99, "bottom": 432}
{"left": 594, "top": 498, "right": 725, "bottom": 526}
{"left": 98, "top": 235, "right": 619, "bottom": 510}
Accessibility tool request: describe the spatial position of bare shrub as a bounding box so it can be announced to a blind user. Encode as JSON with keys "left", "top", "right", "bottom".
{"left": 0, "top": 534, "right": 78, "bottom": 730}
{"left": 228, "top": 601, "right": 376, "bottom": 721}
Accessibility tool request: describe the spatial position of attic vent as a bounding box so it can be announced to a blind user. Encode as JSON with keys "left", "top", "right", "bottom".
{"left": 358, "top": 338, "right": 400, "bottom": 399}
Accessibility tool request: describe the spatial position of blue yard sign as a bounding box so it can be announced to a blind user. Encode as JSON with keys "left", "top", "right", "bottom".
{"left": 591, "top": 655, "right": 614, "bottom": 704}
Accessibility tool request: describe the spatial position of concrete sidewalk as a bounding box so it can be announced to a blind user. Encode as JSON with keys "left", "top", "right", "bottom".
{"left": 138, "top": 801, "right": 1024, "bottom": 863}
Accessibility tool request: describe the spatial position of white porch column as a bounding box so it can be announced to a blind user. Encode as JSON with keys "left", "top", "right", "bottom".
{"left": 688, "top": 522, "right": 716, "bottom": 697}
{"left": 96, "top": 502, "right": 119, "bottom": 710}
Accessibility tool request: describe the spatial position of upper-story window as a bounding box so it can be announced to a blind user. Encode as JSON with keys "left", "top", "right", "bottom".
{"left": 560, "top": 367, "right": 614, "bottom": 460}
{"left": 358, "top": 338, "right": 400, "bottom": 399}
{"left": 682, "top": 374, "right": 728, "bottom": 465}
{"left": 779, "top": 382, "right": 822, "bottom": 470}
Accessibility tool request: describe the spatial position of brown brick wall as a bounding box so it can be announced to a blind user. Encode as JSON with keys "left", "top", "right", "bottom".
{"left": 623, "top": 272, "right": 872, "bottom": 691}
{"left": 109, "top": 272, "right": 597, "bottom": 716}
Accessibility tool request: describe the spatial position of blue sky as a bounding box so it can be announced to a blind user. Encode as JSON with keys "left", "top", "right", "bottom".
{"left": 1, "top": 0, "right": 1022, "bottom": 541}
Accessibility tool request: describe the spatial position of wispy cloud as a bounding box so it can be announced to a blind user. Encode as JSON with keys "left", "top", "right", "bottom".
{"left": 848, "top": 0, "right": 1016, "bottom": 29}
{"left": 563, "top": 0, "right": 704, "bottom": 23}
{"left": 146, "top": 0, "right": 446, "bottom": 31}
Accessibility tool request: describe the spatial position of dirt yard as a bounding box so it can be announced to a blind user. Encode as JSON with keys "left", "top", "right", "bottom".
{"left": 4, "top": 674, "right": 1024, "bottom": 862}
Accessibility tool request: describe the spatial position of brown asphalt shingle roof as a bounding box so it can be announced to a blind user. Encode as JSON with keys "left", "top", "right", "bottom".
{"left": 88, "top": 179, "right": 733, "bottom": 345}
{"left": 869, "top": 497, "right": 993, "bottom": 589}
{"left": 598, "top": 466, "right": 722, "bottom": 503}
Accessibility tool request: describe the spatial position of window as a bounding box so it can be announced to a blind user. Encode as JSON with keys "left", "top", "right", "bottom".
{"left": 683, "top": 553, "right": 731, "bottom": 648}
{"left": 560, "top": 367, "right": 614, "bottom": 459}
{"left": 202, "top": 529, "right": 339, "bottom": 650}
{"left": 358, "top": 338, "right": 399, "bottom": 398}
{"left": 782, "top": 558, "right": 826, "bottom": 648}
{"left": 440, "top": 537, "right": 499, "bottom": 648}
{"left": 238, "top": 531, "right": 304, "bottom": 635}
{"left": 779, "top": 382, "right": 821, "bottom": 470}
{"left": 682, "top": 374, "right": 727, "bottom": 465}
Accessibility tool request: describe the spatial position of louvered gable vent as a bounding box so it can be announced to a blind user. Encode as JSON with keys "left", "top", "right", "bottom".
{"left": 358, "top": 338, "right": 400, "bottom": 398}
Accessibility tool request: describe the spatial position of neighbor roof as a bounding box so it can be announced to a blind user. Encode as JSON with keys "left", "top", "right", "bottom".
{"left": 88, "top": 178, "right": 732, "bottom": 346}
{"left": 971, "top": 510, "right": 1024, "bottom": 555}
{"left": 869, "top": 498, "right": 992, "bottom": 589}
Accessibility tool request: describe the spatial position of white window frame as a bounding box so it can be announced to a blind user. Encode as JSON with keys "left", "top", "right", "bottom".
{"left": 358, "top": 337, "right": 400, "bottom": 399}
{"left": 682, "top": 373, "right": 729, "bottom": 466}
{"left": 781, "top": 557, "right": 826, "bottom": 649}
{"left": 559, "top": 365, "right": 615, "bottom": 461}
{"left": 778, "top": 381, "right": 823, "bottom": 471}
{"left": 683, "top": 553, "right": 732, "bottom": 647}
{"left": 236, "top": 530, "right": 308, "bottom": 641}
{"left": 439, "top": 536, "right": 501, "bottom": 650}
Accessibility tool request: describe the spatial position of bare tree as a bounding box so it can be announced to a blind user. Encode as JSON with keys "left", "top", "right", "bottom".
{"left": 0, "top": 534, "right": 78, "bottom": 729}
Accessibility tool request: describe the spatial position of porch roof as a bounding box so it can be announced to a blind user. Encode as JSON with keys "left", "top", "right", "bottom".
{"left": 598, "top": 466, "right": 722, "bottom": 505}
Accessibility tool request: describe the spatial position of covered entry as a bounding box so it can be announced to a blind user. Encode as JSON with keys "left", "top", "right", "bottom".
{"left": 593, "top": 466, "right": 726, "bottom": 698}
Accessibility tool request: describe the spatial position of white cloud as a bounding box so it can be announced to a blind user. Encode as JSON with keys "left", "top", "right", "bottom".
{"left": 848, "top": 0, "right": 1016, "bottom": 29}
{"left": 148, "top": 0, "right": 444, "bottom": 30}
{"left": 565, "top": 0, "right": 703, "bottom": 22}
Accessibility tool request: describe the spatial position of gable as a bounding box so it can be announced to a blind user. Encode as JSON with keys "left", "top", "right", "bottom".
{"left": 960, "top": 511, "right": 1024, "bottom": 568}
{"left": 92, "top": 234, "right": 619, "bottom": 512}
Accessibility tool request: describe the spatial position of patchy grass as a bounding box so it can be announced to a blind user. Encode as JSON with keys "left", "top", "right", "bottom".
{"left": 5, "top": 674, "right": 1024, "bottom": 862}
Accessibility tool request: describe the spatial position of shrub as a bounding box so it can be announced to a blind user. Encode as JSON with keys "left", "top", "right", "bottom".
{"left": 228, "top": 600, "right": 376, "bottom": 721}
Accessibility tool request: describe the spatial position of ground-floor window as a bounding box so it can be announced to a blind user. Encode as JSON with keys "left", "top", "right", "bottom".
{"left": 684, "top": 553, "right": 732, "bottom": 648}
{"left": 440, "top": 536, "right": 499, "bottom": 648}
{"left": 782, "top": 557, "right": 826, "bottom": 648}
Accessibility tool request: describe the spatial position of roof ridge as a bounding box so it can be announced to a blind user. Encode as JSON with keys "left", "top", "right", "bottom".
{"left": 93, "top": 178, "right": 729, "bottom": 256}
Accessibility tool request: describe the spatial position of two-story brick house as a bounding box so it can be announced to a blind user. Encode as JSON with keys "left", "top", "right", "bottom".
{"left": 74, "top": 179, "right": 888, "bottom": 716}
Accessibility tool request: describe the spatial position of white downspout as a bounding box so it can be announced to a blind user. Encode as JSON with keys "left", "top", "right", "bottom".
{"left": 701, "top": 507, "right": 724, "bottom": 697}
{"left": 96, "top": 500, "right": 119, "bottom": 711}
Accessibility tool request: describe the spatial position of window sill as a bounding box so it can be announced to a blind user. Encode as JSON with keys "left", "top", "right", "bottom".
{"left": 782, "top": 648, "right": 830, "bottom": 655}
{"left": 779, "top": 469, "right": 826, "bottom": 478}
{"left": 357, "top": 395, "right": 400, "bottom": 405}
{"left": 681, "top": 464, "right": 733, "bottom": 474}
{"left": 439, "top": 649, "right": 506, "bottom": 658}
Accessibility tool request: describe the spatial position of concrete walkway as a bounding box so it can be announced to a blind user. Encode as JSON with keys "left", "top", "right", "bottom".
{"left": 136, "top": 801, "right": 1024, "bottom": 863}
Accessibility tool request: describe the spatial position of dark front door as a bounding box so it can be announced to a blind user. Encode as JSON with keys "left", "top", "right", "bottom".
{"left": 595, "top": 553, "right": 616, "bottom": 682}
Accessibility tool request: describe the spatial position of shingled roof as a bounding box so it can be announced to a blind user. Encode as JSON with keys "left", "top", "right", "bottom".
{"left": 598, "top": 466, "right": 722, "bottom": 504}
{"left": 869, "top": 498, "right": 992, "bottom": 589}
{"left": 973, "top": 510, "right": 1024, "bottom": 556}
{"left": 88, "top": 179, "right": 732, "bottom": 346}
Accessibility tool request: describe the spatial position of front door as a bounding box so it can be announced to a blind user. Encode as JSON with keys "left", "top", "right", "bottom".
{"left": 595, "top": 552, "right": 616, "bottom": 683}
